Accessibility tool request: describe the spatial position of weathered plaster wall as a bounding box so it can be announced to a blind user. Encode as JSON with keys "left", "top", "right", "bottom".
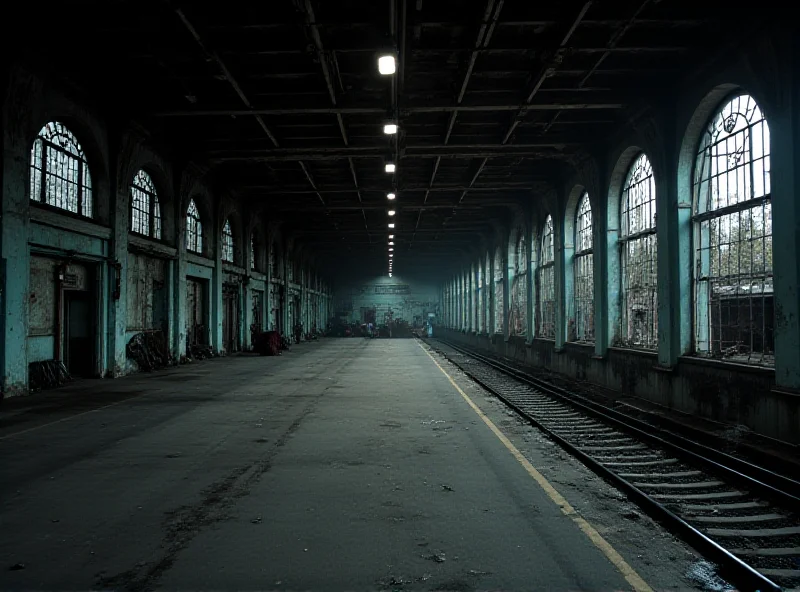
{"left": 334, "top": 274, "right": 439, "bottom": 327}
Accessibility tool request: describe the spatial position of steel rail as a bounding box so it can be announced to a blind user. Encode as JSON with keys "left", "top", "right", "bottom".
{"left": 427, "top": 337, "right": 793, "bottom": 592}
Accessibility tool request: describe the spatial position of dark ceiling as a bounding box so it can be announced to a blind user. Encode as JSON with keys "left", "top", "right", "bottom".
{"left": 10, "top": 0, "right": 754, "bottom": 276}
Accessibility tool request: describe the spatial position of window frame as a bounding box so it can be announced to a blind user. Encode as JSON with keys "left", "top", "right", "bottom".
{"left": 29, "top": 121, "right": 93, "bottom": 218}
{"left": 186, "top": 199, "right": 203, "bottom": 254}
{"left": 573, "top": 192, "right": 594, "bottom": 343}
{"left": 221, "top": 219, "right": 235, "bottom": 263}
{"left": 691, "top": 93, "right": 773, "bottom": 365}
{"left": 618, "top": 152, "right": 658, "bottom": 350}
{"left": 537, "top": 215, "right": 556, "bottom": 339}
{"left": 129, "top": 169, "right": 162, "bottom": 240}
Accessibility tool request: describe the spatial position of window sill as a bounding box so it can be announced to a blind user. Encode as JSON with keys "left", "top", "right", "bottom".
{"left": 30, "top": 206, "right": 111, "bottom": 240}
{"left": 222, "top": 262, "right": 247, "bottom": 275}
{"left": 678, "top": 355, "right": 775, "bottom": 376}
{"left": 128, "top": 234, "right": 177, "bottom": 259}
{"left": 608, "top": 346, "right": 658, "bottom": 360}
{"left": 186, "top": 252, "right": 214, "bottom": 268}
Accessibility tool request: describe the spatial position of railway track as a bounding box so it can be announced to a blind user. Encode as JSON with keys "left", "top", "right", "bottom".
{"left": 425, "top": 338, "right": 800, "bottom": 592}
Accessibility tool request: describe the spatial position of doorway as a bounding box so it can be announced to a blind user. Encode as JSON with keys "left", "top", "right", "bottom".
{"left": 186, "top": 277, "right": 207, "bottom": 352}
{"left": 222, "top": 283, "right": 240, "bottom": 353}
{"left": 64, "top": 290, "right": 93, "bottom": 377}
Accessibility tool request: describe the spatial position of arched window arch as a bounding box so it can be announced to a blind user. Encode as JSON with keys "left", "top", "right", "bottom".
{"left": 130, "top": 169, "right": 161, "bottom": 239}
{"left": 222, "top": 219, "right": 234, "bottom": 263}
{"left": 493, "top": 245, "right": 504, "bottom": 334}
{"left": 537, "top": 215, "right": 555, "bottom": 338}
{"left": 30, "top": 121, "right": 93, "bottom": 217}
{"left": 620, "top": 153, "right": 657, "bottom": 349}
{"left": 510, "top": 227, "right": 528, "bottom": 336}
{"left": 573, "top": 193, "right": 594, "bottom": 342}
{"left": 693, "top": 94, "right": 772, "bottom": 364}
{"left": 186, "top": 199, "right": 203, "bottom": 254}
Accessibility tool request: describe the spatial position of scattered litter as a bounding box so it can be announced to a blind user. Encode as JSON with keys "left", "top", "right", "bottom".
{"left": 377, "top": 575, "right": 412, "bottom": 587}
{"left": 441, "top": 485, "right": 454, "bottom": 492}
{"left": 686, "top": 560, "right": 735, "bottom": 591}
{"left": 165, "top": 453, "right": 181, "bottom": 459}
{"left": 51, "top": 519, "right": 59, "bottom": 523}
{"left": 303, "top": 548, "right": 308, "bottom": 552}
{"left": 468, "top": 569, "right": 491, "bottom": 576}
{"left": 422, "top": 552, "right": 446, "bottom": 563}
{"left": 251, "top": 517, "right": 262, "bottom": 524}
{"left": 622, "top": 509, "right": 642, "bottom": 521}
{"left": 416, "top": 573, "right": 432, "bottom": 582}
{"left": 421, "top": 420, "right": 446, "bottom": 426}
{"left": 8, "top": 563, "right": 25, "bottom": 571}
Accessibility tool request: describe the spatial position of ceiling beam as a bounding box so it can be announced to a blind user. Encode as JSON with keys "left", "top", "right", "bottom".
{"left": 151, "top": 102, "right": 624, "bottom": 117}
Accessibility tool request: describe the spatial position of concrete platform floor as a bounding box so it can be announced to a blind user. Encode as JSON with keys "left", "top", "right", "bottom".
{"left": 1, "top": 339, "right": 667, "bottom": 591}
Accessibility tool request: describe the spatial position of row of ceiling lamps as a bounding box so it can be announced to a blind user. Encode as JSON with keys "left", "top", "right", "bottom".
{"left": 380, "top": 54, "right": 397, "bottom": 277}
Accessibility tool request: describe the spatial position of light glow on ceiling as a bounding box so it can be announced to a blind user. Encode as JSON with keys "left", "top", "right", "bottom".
{"left": 385, "top": 163, "right": 396, "bottom": 173}
{"left": 387, "top": 193, "right": 396, "bottom": 200}
{"left": 388, "top": 210, "right": 395, "bottom": 216}
{"left": 383, "top": 123, "right": 398, "bottom": 135}
{"left": 388, "top": 223, "right": 395, "bottom": 228}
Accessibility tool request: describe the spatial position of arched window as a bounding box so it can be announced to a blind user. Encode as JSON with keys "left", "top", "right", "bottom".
{"left": 30, "top": 122, "right": 93, "bottom": 217}
{"left": 250, "top": 232, "right": 258, "bottom": 271}
{"left": 573, "top": 193, "right": 594, "bottom": 342}
{"left": 222, "top": 219, "right": 234, "bottom": 263}
{"left": 493, "top": 245, "right": 504, "bottom": 333}
{"left": 130, "top": 169, "right": 161, "bottom": 239}
{"left": 510, "top": 227, "right": 527, "bottom": 336}
{"left": 537, "top": 215, "right": 555, "bottom": 338}
{"left": 693, "top": 94, "right": 772, "bottom": 364}
{"left": 476, "top": 260, "right": 483, "bottom": 333}
{"left": 484, "top": 252, "right": 490, "bottom": 332}
{"left": 186, "top": 199, "right": 203, "bottom": 254}
{"left": 620, "top": 153, "right": 657, "bottom": 349}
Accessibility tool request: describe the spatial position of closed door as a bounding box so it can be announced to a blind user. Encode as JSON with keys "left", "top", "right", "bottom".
{"left": 186, "top": 278, "right": 207, "bottom": 349}
{"left": 65, "top": 291, "right": 93, "bottom": 377}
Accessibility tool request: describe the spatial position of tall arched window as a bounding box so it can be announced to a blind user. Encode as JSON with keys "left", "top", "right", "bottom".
{"left": 476, "top": 261, "right": 483, "bottom": 333}
{"left": 130, "top": 169, "right": 161, "bottom": 239}
{"left": 484, "top": 252, "right": 490, "bottom": 332}
{"left": 493, "top": 245, "right": 504, "bottom": 334}
{"left": 186, "top": 199, "right": 203, "bottom": 254}
{"left": 620, "top": 153, "right": 657, "bottom": 349}
{"left": 573, "top": 193, "right": 594, "bottom": 342}
{"left": 270, "top": 243, "right": 279, "bottom": 278}
{"left": 693, "top": 94, "right": 772, "bottom": 364}
{"left": 511, "top": 227, "right": 528, "bottom": 336}
{"left": 222, "top": 219, "right": 234, "bottom": 263}
{"left": 537, "top": 215, "right": 555, "bottom": 338}
{"left": 30, "top": 122, "right": 93, "bottom": 217}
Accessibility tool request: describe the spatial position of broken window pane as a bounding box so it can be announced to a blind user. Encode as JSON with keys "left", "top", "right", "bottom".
{"left": 30, "top": 122, "right": 93, "bottom": 218}
{"left": 694, "top": 94, "right": 773, "bottom": 365}
{"left": 619, "top": 153, "right": 658, "bottom": 349}
{"left": 573, "top": 193, "right": 594, "bottom": 343}
{"left": 537, "top": 215, "right": 555, "bottom": 339}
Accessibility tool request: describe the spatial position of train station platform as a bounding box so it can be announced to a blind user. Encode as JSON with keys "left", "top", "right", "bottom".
{"left": 0, "top": 339, "right": 673, "bottom": 590}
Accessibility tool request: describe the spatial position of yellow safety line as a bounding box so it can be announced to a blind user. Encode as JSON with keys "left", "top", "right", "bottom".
{"left": 417, "top": 341, "right": 654, "bottom": 592}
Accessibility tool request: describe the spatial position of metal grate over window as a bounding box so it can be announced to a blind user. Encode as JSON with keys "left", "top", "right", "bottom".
{"left": 130, "top": 169, "right": 161, "bottom": 239}
{"left": 30, "top": 122, "right": 93, "bottom": 217}
{"left": 537, "top": 216, "right": 555, "bottom": 338}
{"left": 619, "top": 153, "right": 658, "bottom": 349}
{"left": 573, "top": 193, "right": 594, "bottom": 343}
{"left": 186, "top": 199, "right": 203, "bottom": 254}
{"left": 510, "top": 227, "right": 528, "bottom": 336}
{"left": 494, "top": 245, "right": 504, "bottom": 334}
{"left": 693, "top": 94, "right": 772, "bottom": 365}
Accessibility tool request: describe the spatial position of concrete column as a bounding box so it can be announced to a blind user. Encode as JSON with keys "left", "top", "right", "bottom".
{"left": 212, "top": 228, "right": 223, "bottom": 353}
{"left": 771, "top": 53, "right": 800, "bottom": 389}
{"left": 109, "top": 185, "right": 129, "bottom": 375}
{"left": 526, "top": 222, "right": 534, "bottom": 341}
{"left": 174, "top": 205, "right": 188, "bottom": 360}
{"left": 1, "top": 140, "right": 30, "bottom": 394}
{"left": 502, "top": 243, "right": 510, "bottom": 340}
{"left": 554, "top": 207, "right": 567, "bottom": 349}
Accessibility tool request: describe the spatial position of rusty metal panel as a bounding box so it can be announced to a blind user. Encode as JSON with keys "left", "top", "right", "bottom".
{"left": 29, "top": 256, "right": 57, "bottom": 336}
{"left": 126, "top": 253, "right": 166, "bottom": 331}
